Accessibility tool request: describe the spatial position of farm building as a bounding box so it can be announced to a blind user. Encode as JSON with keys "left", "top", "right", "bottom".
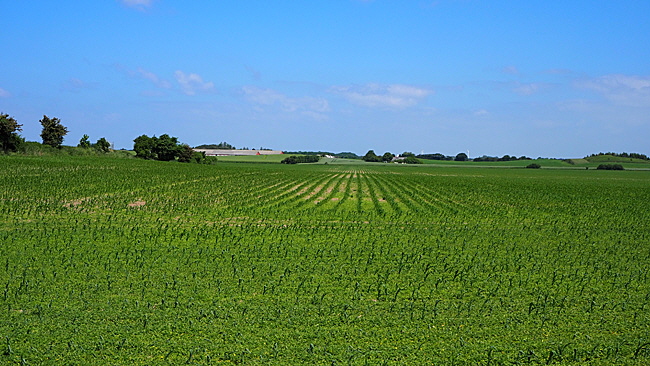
{"left": 194, "top": 149, "right": 284, "bottom": 156}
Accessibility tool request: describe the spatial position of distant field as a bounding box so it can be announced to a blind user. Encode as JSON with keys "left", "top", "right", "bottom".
{"left": 210, "top": 153, "right": 288, "bottom": 163}
{"left": 1, "top": 155, "right": 649, "bottom": 365}
{"left": 220, "top": 154, "right": 650, "bottom": 170}
{"left": 417, "top": 158, "right": 573, "bottom": 168}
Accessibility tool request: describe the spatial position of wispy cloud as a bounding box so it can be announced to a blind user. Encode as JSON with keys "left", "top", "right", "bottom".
{"left": 242, "top": 86, "right": 330, "bottom": 117}
{"left": 473, "top": 109, "right": 489, "bottom": 116}
{"left": 0, "top": 87, "right": 10, "bottom": 98}
{"left": 120, "top": 0, "right": 153, "bottom": 11}
{"left": 137, "top": 68, "right": 171, "bottom": 89}
{"left": 502, "top": 66, "right": 519, "bottom": 75}
{"left": 330, "top": 83, "right": 432, "bottom": 108}
{"left": 62, "top": 78, "right": 97, "bottom": 92}
{"left": 114, "top": 64, "right": 171, "bottom": 91}
{"left": 578, "top": 74, "right": 650, "bottom": 107}
{"left": 245, "top": 65, "right": 262, "bottom": 81}
{"left": 513, "top": 82, "right": 548, "bottom": 96}
{"left": 174, "top": 71, "right": 215, "bottom": 96}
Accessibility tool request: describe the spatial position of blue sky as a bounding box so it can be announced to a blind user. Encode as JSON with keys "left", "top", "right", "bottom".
{"left": 2, "top": 0, "right": 649, "bottom": 157}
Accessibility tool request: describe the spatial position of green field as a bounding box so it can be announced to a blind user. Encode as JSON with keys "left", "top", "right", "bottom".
{"left": 1, "top": 155, "right": 649, "bottom": 365}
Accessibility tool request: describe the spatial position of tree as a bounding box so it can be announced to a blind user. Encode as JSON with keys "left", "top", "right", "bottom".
{"left": 78, "top": 134, "right": 91, "bottom": 148}
{"left": 40, "top": 115, "right": 68, "bottom": 148}
{"left": 152, "top": 134, "right": 180, "bottom": 161}
{"left": 0, "top": 113, "right": 23, "bottom": 153}
{"left": 401, "top": 152, "right": 415, "bottom": 158}
{"left": 455, "top": 152, "right": 468, "bottom": 161}
{"left": 177, "top": 144, "right": 195, "bottom": 163}
{"left": 362, "top": 150, "right": 381, "bottom": 162}
{"left": 133, "top": 134, "right": 155, "bottom": 159}
{"left": 382, "top": 152, "right": 395, "bottom": 162}
{"left": 403, "top": 156, "right": 422, "bottom": 164}
{"left": 94, "top": 137, "right": 110, "bottom": 153}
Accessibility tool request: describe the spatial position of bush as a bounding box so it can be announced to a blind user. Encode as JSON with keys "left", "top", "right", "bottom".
{"left": 403, "top": 156, "right": 422, "bottom": 164}
{"left": 526, "top": 163, "right": 541, "bottom": 169}
{"left": 597, "top": 164, "right": 624, "bottom": 170}
{"left": 281, "top": 155, "right": 320, "bottom": 164}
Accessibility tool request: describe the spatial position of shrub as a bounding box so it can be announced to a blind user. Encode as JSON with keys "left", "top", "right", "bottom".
{"left": 597, "top": 164, "right": 624, "bottom": 170}
{"left": 403, "top": 156, "right": 422, "bottom": 164}
{"left": 281, "top": 155, "right": 320, "bottom": 164}
{"left": 526, "top": 163, "right": 541, "bottom": 169}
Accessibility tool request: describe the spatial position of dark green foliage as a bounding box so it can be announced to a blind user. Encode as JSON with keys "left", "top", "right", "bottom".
{"left": 78, "top": 134, "right": 91, "bottom": 148}
{"left": 403, "top": 156, "right": 422, "bottom": 164}
{"left": 382, "top": 152, "right": 395, "bottom": 162}
{"left": 194, "top": 142, "right": 235, "bottom": 149}
{"left": 597, "top": 164, "right": 624, "bottom": 170}
{"left": 417, "top": 153, "right": 452, "bottom": 160}
{"left": 133, "top": 134, "right": 180, "bottom": 161}
{"left": 455, "top": 152, "right": 468, "bottom": 161}
{"left": 281, "top": 155, "right": 320, "bottom": 164}
{"left": 362, "top": 150, "right": 382, "bottom": 162}
{"left": 133, "top": 135, "right": 156, "bottom": 159}
{"left": 177, "top": 144, "right": 195, "bottom": 163}
{"left": 588, "top": 152, "right": 649, "bottom": 160}
{"left": 94, "top": 137, "right": 111, "bottom": 153}
{"left": 39, "top": 115, "right": 68, "bottom": 148}
{"left": 474, "top": 155, "right": 525, "bottom": 162}
{"left": 152, "top": 134, "right": 180, "bottom": 161}
{"left": 526, "top": 163, "right": 541, "bottom": 169}
{"left": 335, "top": 152, "right": 360, "bottom": 159}
{"left": 401, "top": 151, "right": 415, "bottom": 158}
{"left": 0, "top": 113, "right": 23, "bottom": 153}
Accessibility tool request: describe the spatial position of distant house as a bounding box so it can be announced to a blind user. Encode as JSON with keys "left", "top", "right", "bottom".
{"left": 194, "top": 149, "right": 284, "bottom": 156}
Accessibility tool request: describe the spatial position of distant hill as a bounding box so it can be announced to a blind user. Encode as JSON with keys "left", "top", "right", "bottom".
{"left": 585, "top": 154, "right": 649, "bottom": 164}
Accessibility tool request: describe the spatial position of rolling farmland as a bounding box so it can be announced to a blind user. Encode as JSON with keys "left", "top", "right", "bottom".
{"left": 1, "top": 155, "right": 649, "bottom": 364}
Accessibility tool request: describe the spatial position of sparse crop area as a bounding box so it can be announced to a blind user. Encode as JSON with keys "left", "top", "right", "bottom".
{"left": 1, "top": 155, "right": 649, "bottom": 365}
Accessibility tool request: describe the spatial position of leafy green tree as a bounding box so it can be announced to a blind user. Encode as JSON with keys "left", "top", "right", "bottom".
{"left": 454, "top": 152, "right": 468, "bottom": 161}
{"left": 177, "top": 144, "right": 195, "bottom": 163}
{"left": 78, "top": 134, "right": 91, "bottom": 148}
{"left": 152, "top": 134, "right": 180, "bottom": 161}
{"left": 362, "top": 150, "right": 381, "bottom": 162}
{"left": 94, "top": 137, "right": 110, "bottom": 153}
{"left": 382, "top": 152, "right": 395, "bottom": 162}
{"left": 40, "top": 115, "right": 68, "bottom": 148}
{"left": 0, "top": 113, "right": 23, "bottom": 153}
{"left": 401, "top": 152, "right": 415, "bottom": 158}
{"left": 403, "top": 156, "right": 422, "bottom": 164}
{"left": 133, "top": 134, "right": 155, "bottom": 159}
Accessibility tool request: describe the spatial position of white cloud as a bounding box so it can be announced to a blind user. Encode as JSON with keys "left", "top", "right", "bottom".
{"left": 121, "top": 0, "right": 153, "bottom": 10}
{"left": 578, "top": 74, "right": 650, "bottom": 107}
{"left": 0, "top": 87, "right": 10, "bottom": 98}
{"left": 114, "top": 64, "right": 171, "bottom": 91}
{"left": 502, "top": 66, "right": 519, "bottom": 75}
{"left": 242, "top": 86, "right": 330, "bottom": 116}
{"left": 62, "top": 78, "right": 91, "bottom": 92}
{"left": 513, "top": 82, "right": 546, "bottom": 96}
{"left": 473, "top": 109, "right": 489, "bottom": 116}
{"left": 174, "top": 71, "right": 215, "bottom": 96}
{"left": 330, "top": 83, "right": 432, "bottom": 108}
{"left": 137, "top": 68, "right": 171, "bottom": 89}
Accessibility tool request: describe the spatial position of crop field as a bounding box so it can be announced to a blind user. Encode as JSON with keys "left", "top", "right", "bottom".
{"left": 1, "top": 155, "right": 649, "bottom": 365}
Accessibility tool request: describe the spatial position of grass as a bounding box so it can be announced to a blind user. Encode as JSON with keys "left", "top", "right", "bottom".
{"left": 1, "top": 155, "right": 649, "bottom": 364}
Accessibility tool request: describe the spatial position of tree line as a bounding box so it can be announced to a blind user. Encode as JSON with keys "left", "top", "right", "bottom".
{"left": 0, "top": 113, "right": 114, "bottom": 154}
{"left": 587, "top": 152, "right": 649, "bottom": 161}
